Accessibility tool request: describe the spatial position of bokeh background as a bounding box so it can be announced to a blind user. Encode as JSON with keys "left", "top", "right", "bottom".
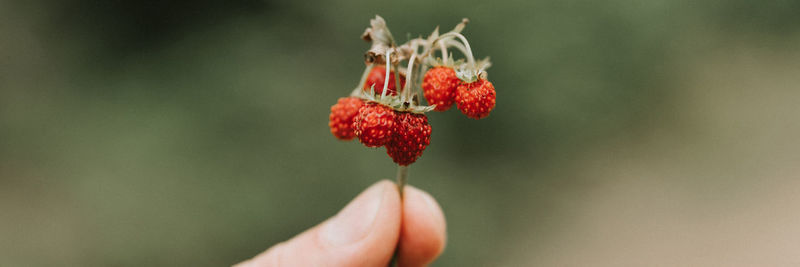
{"left": 2, "top": 0, "right": 800, "bottom": 266}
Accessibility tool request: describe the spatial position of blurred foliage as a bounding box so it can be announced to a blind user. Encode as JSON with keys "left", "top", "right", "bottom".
{"left": 1, "top": 0, "right": 798, "bottom": 266}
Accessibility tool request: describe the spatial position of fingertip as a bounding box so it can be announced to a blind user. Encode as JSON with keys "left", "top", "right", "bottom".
{"left": 319, "top": 179, "right": 403, "bottom": 266}
{"left": 239, "top": 180, "right": 403, "bottom": 267}
{"left": 398, "top": 185, "right": 447, "bottom": 267}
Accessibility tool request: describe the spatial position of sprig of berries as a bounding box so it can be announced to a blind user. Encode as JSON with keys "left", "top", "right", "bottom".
{"left": 327, "top": 18, "right": 495, "bottom": 265}
{"left": 329, "top": 15, "right": 496, "bottom": 168}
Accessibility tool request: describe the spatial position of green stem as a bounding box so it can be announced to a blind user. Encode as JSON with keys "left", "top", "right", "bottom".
{"left": 444, "top": 39, "right": 468, "bottom": 60}
{"left": 438, "top": 32, "right": 475, "bottom": 68}
{"left": 393, "top": 63, "right": 402, "bottom": 99}
{"left": 439, "top": 40, "right": 448, "bottom": 63}
{"left": 403, "top": 48, "right": 418, "bottom": 103}
{"left": 381, "top": 49, "right": 393, "bottom": 100}
{"left": 396, "top": 165, "right": 408, "bottom": 197}
{"left": 388, "top": 165, "right": 408, "bottom": 267}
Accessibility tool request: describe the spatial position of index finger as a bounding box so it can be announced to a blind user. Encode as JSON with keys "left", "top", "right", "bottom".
{"left": 397, "top": 185, "right": 447, "bottom": 267}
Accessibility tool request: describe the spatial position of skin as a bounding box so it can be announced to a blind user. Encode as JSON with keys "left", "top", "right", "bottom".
{"left": 235, "top": 180, "right": 447, "bottom": 267}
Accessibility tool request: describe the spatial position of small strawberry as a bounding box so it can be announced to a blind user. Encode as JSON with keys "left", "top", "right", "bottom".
{"left": 456, "top": 79, "right": 496, "bottom": 119}
{"left": 386, "top": 112, "right": 432, "bottom": 166}
{"left": 353, "top": 103, "right": 396, "bottom": 147}
{"left": 363, "top": 66, "right": 405, "bottom": 96}
{"left": 329, "top": 97, "right": 365, "bottom": 140}
{"left": 422, "top": 66, "right": 459, "bottom": 111}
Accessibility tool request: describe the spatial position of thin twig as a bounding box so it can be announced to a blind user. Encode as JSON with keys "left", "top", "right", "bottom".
{"left": 388, "top": 165, "right": 409, "bottom": 267}
{"left": 396, "top": 165, "right": 408, "bottom": 197}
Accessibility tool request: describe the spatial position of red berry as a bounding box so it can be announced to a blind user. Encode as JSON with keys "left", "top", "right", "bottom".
{"left": 386, "top": 112, "right": 432, "bottom": 166}
{"left": 353, "top": 103, "right": 396, "bottom": 147}
{"left": 363, "top": 66, "right": 405, "bottom": 96}
{"left": 456, "top": 79, "right": 496, "bottom": 119}
{"left": 422, "top": 67, "right": 459, "bottom": 111}
{"left": 328, "top": 97, "right": 365, "bottom": 140}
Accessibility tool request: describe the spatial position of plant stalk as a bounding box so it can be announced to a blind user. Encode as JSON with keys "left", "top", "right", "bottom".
{"left": 439, "top": 40, "right": 448, "bottom": 63}
{"left": 396, "top": 165, "right": 408, "bottom": 197}
{"left": 393, "top": 63, "right": 402, "bottom": 99}
{"left": 381, "top": 49, "right": 393, "bottom": 100}
{"left": 388, "top": 165, "right": 408, "bottom": 267}
{"left": 438, "top": 32, "right": 475, "bottom": 68}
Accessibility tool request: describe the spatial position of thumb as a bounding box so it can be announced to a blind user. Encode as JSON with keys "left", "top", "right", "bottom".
{"left": 237, "top": 180, "right": 401, "bottom": 267}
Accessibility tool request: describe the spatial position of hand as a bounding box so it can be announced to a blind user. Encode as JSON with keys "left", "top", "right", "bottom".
{"left": 236, "top": 180, "right": 447, "bottom": 267}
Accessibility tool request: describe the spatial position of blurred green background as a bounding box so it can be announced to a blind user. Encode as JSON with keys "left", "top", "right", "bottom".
{"left": 2, "top": 0, "right": 800, "bottom": 266}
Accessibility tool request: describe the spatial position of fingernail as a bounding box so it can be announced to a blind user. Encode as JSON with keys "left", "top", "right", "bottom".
{"left": 321, "top": 182, "right": 386, "bottom": 246}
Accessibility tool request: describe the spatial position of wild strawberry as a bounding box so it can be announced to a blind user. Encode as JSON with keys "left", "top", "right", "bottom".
{"left": 422, "top": 66, "right": 459, "bottom": 111}
{"left": 353, "top": 103, "right": 396, "bottom": 147}
{"left": 363, "top": 66, "right": 405, "bottom": 96}
{"left": 456, "top": 79, "right": 496, "bottom": 119}
{"left": 329, "top": 97, "right": 365, "bottom": 140}
{"left": 386, "top": 112, "right": 432, "bottom": 166}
